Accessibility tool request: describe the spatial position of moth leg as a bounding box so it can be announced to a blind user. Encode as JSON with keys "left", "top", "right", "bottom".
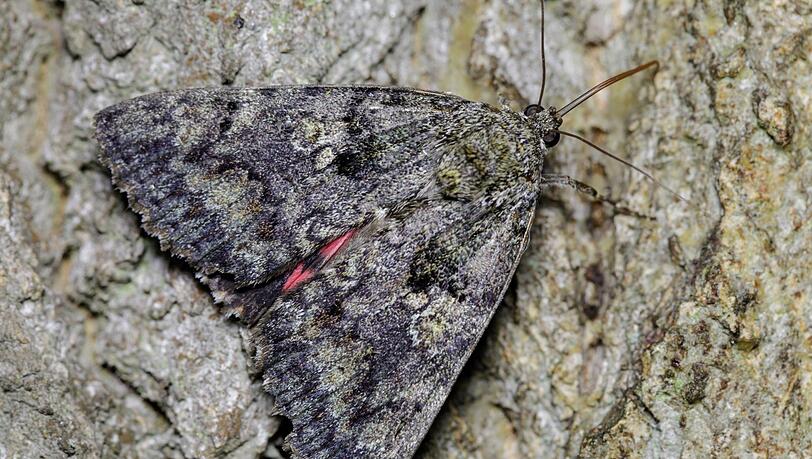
{"left": 541, "top": 173, "right": 600, "bottom": 198}
{"left": 498, "top": 94, "right": 512, "bottom": 110}
{"left": 540, "top": 174, "right": 654, "bottom": 220}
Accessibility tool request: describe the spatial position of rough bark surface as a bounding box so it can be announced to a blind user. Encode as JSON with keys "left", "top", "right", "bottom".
{"left": 0, "top": 1, "right": 809, "bottom": 458}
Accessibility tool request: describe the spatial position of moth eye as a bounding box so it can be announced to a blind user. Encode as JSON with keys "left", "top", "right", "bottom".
{"left": 523, "top": 104, "right": 543, "bottom": 117}
{"left": 542, "top": 131, "right": 560, "bottom": 148}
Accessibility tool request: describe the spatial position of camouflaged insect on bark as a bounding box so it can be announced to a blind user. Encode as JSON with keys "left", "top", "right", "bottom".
{"left": 95, "top": 86, "right": 561, "bottom": 458}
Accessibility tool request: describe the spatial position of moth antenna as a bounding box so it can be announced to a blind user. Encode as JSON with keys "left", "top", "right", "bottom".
{"left": 537, "top": 0, "right": 547, "bottom": 106}
{"left": 558, "top": 130, "right": 689, "bottom": 203}
{"left": 558, "top": 60, "right": 659, "bottom": 117}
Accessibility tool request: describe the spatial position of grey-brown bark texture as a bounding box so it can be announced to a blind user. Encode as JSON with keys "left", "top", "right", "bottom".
{"left": 0, "top": 0, "right": 809, "bottom": 458}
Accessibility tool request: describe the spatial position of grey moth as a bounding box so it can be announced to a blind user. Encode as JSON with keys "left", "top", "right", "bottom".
{"left": 94, "top": 2, "right": 665, "bottom": 457}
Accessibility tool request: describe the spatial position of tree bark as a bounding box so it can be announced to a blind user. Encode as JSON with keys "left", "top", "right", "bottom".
{"left": 1, "top": 0, "right": 809, "bottom": 457}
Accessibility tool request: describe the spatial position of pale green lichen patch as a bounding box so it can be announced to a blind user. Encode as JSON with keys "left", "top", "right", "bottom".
{"left": 752, "top": 89, "right": 796, "bottom": 147}
{"left": 314, "top": 147, "right": 335, "bottom": 170}
{"left": 436, "top": 167, "right": 462, "bottom": 197}
{"left": 408, "top": 292, "right": 460, "bottom": 355}
{"left": 317, "top": 339, "right": 373, "bottom": 390}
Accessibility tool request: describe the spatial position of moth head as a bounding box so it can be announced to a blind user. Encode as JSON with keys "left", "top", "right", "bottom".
{"left": 521, "top": 104, "right": 561, "bottom": 149}
{"left": 525, "top": 0, "right": 687, "bottom": 203}
{"left": 528, "top": 1, "right": 655, "bottom": 152}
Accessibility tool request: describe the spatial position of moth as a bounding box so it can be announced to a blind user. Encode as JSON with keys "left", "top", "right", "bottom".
{"left": 94, "top": 2, "right": 672, "bottom": 458}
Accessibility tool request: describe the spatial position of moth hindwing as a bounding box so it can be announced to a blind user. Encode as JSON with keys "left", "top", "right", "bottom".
{"left": 95, "top": 86, "right": 553, "bottom": 458}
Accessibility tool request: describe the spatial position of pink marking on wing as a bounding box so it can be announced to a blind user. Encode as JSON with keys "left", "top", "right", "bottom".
{"left": 282, "top": 264, "right": 316, "bottom": 292}
{"left": 281, "top": 229, "right": 357, "bottom": 293}
{"left": 319, "top": 229, "right": 356, "bottom": 261}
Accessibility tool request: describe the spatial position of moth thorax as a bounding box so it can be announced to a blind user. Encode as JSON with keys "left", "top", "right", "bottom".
{"left": 435, "top": 125, "right": 541, "bottom": 199}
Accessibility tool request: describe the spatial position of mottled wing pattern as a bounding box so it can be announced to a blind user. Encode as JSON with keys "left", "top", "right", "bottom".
{"left": 96, "top": 87, "right": 473, "bottom": 321}
{"left": 96, "top": 85, "right": 544, "bottom": 458}
{"left": 247, "top": 187, "right": 537, "bottom": 458}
